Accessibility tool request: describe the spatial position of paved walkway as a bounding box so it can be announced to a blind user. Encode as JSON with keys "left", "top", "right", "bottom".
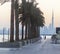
{"left": 0, "top": 38, "right": 60, "bottom": 54}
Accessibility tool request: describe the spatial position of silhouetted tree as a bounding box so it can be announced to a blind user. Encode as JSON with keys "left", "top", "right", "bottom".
{"left": 19, "top": 0, "right": 45, "bottom": 39}
{"left": 10, "top": 0, "right": 15, "bottom": 42}
{"left": 15, "top": 0, "right": 19, "bottom": 41}
{"left": 21, "top": 0, "right": 27, "bottom": 40}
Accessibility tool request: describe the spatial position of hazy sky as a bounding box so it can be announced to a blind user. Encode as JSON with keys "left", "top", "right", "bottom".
{"left": 37, "top": 0, "right": 60, "bottom": 27}
{"left": 0, "top": 2, "right": 11, "bottom": 28}
{"left": 0, "top": 0, "right": 60, "bottom": 28}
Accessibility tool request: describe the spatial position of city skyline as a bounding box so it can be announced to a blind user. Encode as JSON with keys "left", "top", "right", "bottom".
{"left": 37, "top": 0, "right": 60, "bottom": 27}
{"left": 40, "top": 10, "right": 56, "bottom": 35}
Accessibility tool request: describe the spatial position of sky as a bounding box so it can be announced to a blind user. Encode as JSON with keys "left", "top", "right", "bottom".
{"left": 0, "top": 0, "right": 60, "bottom": 28}
{"left": 0, "top": 2, "right": 11, "bottom": 28}
{"left": 37, "top": 0, "right": 60, "bottom": 27}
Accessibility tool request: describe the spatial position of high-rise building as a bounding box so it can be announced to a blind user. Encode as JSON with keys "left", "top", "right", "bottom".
{"left": 40, "top": 10, "right": 56, "bottom": 35}
{"left": 52, "top": 10, "right": 54, "bottom": 28}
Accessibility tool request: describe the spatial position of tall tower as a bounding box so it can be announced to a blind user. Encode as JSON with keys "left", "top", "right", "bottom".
{"left": 52, "top": 10, "right": 54, "bottom": 28}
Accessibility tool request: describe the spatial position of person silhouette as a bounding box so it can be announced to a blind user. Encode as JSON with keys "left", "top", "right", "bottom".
{"left": 44, "top": 36, "right": 46, "bottom": 40}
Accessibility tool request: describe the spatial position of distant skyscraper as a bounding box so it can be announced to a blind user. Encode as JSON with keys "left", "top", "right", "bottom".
{"left": 40, "top": 10, "right": 55, "bottom": 35}
{"left": 52, "top": 10, "right": 54, "bottom": 28}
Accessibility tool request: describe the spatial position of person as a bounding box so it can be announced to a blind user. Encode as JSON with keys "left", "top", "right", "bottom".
{"left": 44, "top": 36, "right": 46, "bottom": 40}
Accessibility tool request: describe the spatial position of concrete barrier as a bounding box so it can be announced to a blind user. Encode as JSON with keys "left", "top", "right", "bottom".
{"left": 0, "top": 37, "right": 40, "bottom": 48}
{"left": 0, "top": 42, "right": 20, "bottom": 48}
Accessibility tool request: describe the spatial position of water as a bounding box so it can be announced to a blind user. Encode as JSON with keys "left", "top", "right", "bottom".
{"left": 0, "top": 35, "right": 9, "bottom": 42}
{"left": 0, "top": 35, "right": 23, "bottom": 42}
{"left": 0, "top": 35, "right": 52, "bottom": 42}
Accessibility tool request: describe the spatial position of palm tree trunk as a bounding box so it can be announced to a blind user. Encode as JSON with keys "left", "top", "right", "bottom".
{"left": 28, "top": 18, "right": 31, "bottom": 39}
{"left": 10, "top": 0, "right": 14, "bottom": 42}
{"left": 37, "top": 26, "right": 40, "bottom": 38}
{"left": 21, "top": 0, "right": 26, "bottom": 40}
{"left": 38, "top": 27, "right": 40, "bottom": 37}
{"left": 22, "top": 24, "right": 24, "bottom": 40}
{"left": 15, "top": 0, "right": 19, "bottom": 41}
{"left": 31, "top": 25, "right": 36, "bottom": 38}
{"left": 39, "top": 26, "right": 40, "bottom": 37}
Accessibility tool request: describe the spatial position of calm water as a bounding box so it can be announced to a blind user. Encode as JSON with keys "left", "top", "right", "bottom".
{"left": 0, "top": 35, "right": 24, "bottom": 42}
{"left": 0, "top": 35, "right": 51, "bottom": 42}
{"left": 0, "top": 35, "right": 9, "bottom": 42}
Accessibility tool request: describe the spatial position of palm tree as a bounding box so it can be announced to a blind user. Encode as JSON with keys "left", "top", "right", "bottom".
{"left": 21, "top": 0, "right": 26, "bottom": 40}
{"left": 19, "top": 0, "right": 45, "bottom": 40}
{"left": 27, "top": 1, "right": 45, "bottom": 39}
{"left": 0, "top": 0, "right": 15, "bottom": 42}
{"left": 15, "top": 0, "right": 19, "bottom": 41}
{"left": 10, "top": 0, "right": 15, "bottom": 42}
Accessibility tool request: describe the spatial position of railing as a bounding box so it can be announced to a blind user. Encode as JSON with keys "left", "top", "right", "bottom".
{"left": 0, "top": 37, "right": 41, "bottom": 48}
{"left": 0, "top": 28, "right": 10, "bottom": 42}
{"left": 0, "top": 28, "right": 41, "bottom": 48}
